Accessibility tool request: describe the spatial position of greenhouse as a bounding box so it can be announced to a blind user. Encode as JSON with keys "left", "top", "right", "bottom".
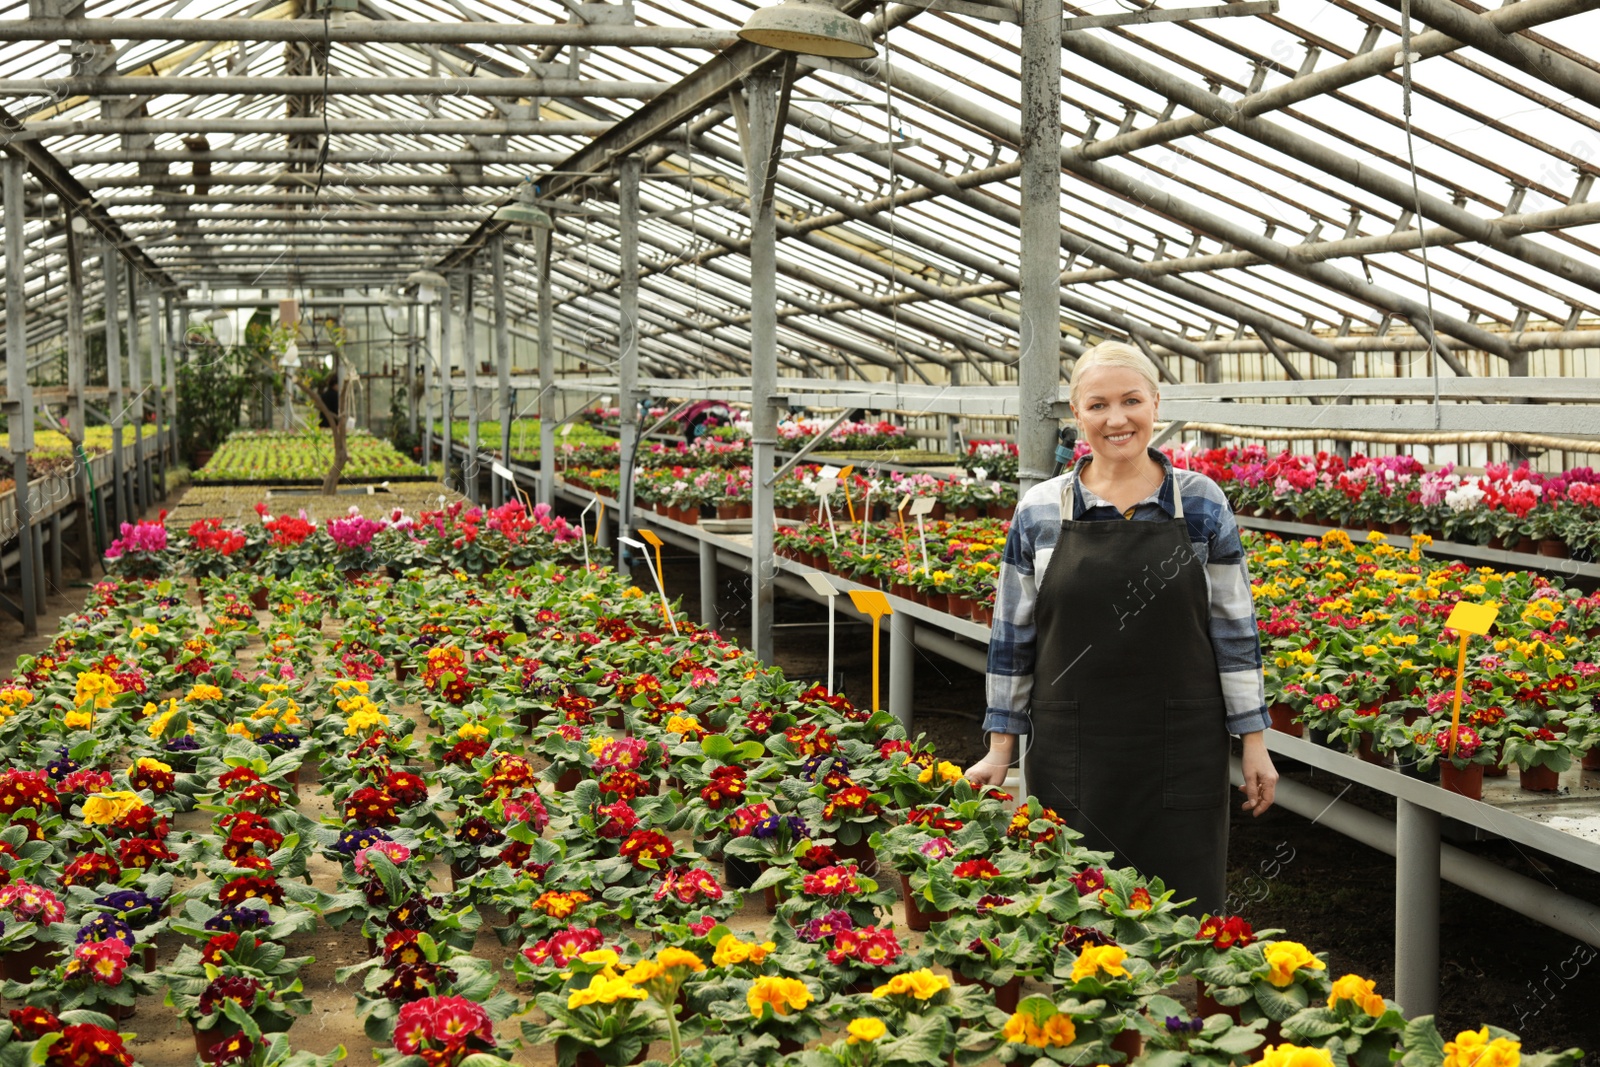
{"left": 1, "top": 0, "right": 1599, "bottom": 1063}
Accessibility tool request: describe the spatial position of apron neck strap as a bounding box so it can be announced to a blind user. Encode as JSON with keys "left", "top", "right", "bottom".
{"left": 1058, "top": 463, "right": 1184, "bottom": 521}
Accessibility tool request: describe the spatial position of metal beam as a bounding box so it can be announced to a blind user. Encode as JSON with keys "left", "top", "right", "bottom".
{"left": 3, "top": 75, "right": 671, "bottom": 98}
{"left": 80, "top": 172, "right": 526, "bottom": 189}
{"left": 433, "top": 0, "right": 885, "bottom": 273}
{"left": 1076, "top": 0, "right": 1594, "bottom": 161}
{"left": 0, "top": 18, "right": 738, "bottom": 47}
{"left": 1054, "top": 22, "right": 1600, "bottom": 312}
{"left": 1372, "top": 0, "right": 1600, "bottom": 110}
{"left": 14, "top": 118, "right": 612, "bottom": 139}
{"left": 57, "top": 148, "right": 567, "bottom": 167}
{"left": 1018, "top": 0, "right": 1062, "bottom": 491}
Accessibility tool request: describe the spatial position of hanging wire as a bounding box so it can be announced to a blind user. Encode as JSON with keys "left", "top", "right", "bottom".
{"left": 1399, "top": 0, "right": 1443, "bottom": 431}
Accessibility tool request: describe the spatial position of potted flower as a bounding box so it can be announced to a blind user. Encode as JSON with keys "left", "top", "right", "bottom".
{"left": 104, "top": 515, "right": 172, "bottom": 580}
{"left": 379, "top": 994, "right": 510, "bottom": 1065}
{"left": 995, "top": 994, "right": 1141, "bottom": 1064}
{"left": 1499, "top": 724, "right": 1576, "bottom": 792}
{"left": 704, "top": 971, "right": 824, "bottom": 1055}
{"left": 1278, "top": 973, "right": 1405, "bottom": 1067}
{"left": 1179, "top": 936, "right": 1330, "bottom": 1043}
{"left": 526, "top": 952, "right": 666, "bottom": 1067}
{"left": 923, "top": 895, "right": 1048, "bottom": 1012}
{"left": 1126, "top": 993, "right": 1268, "bottom": 1067}
{"left": 1414, "top": 721, "right": 1497, "bottom": 800}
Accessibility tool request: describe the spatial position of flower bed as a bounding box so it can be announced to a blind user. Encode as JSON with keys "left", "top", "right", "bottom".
{"left": 1170, "top": 446, "right": 1600, "bottom": 560}
{"left": 0, "top": 501, "right": 1582, "bottom": 1067}
{"left": 193, "top": 431, "right": 429, "bottom": 484}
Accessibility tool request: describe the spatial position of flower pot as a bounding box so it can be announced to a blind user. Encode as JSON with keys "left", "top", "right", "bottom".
{"left": 1583, "top": 747, "right": 1600, "bottom": 772}
{"left": 1109, "top": 1027, "right": 1143, "bottom": 1061}
{"left": 1519, "top": 764, "right": 1561, "bottom": 793}
{"left": 574, "top": 1045, "right": 649, "bottom": 1067}
{"left": 899, "top": 874, "right": 949, "bottom": 932}
{"left": 195, "top": 1024, "right": 240, "bottom": 1058}
{"left": 833, "top": 838, "right": 878, "bottom": 876}
{"left": 972, "top": 604, "right": 993, "bottom": 625}
{"left": 1514, "top": 536, "right": 1538, "bottom": 555}
{"left": 716, "top": 504, "right": 738, "bottom": 520}
{"left": 1195, "top": 981, "right": 1242, "bottom": 1024}
{"left": 1357, "top": 734, "right": 1390, "bottom": 767}
{"left": 1268, "top": 703, "right": 1303, "bottom": 738}
{"left": 395, "top": 661, "right": 412, "bottom": 682}
{"left": 954, "top": 504, "right": 982, "bottom": 521}
{"left": 724, "top": 854, "right": 761, "bottom": 890}
{"left": 249, "top": 587, "right": 270, "bottom": 611}
{"left": 735, "top": 503, "right": 753, "bottom": 520}
{"left": 1439, "top": 762, "right": 1484, "bottom": 801}
{"left": 554, "top": 767, "right": 582, "bottom": 793}
{"left": 988, "top": 503, "right": 1015, "bottom": 521}
{"left": 1, "top": 941, "right": 55, "bottom": 982}
{"left": 949, "top": 970, "right": 1021, "bottom": 1012}
{"left": 1539, "top": 539, "right": 1569, "bottom": 559}
{"left": 945, "top": 593, "right": 972, "bottom": 620}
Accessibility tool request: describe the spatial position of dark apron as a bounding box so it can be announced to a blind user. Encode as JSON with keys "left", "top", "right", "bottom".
{"left": 1025, "top": 471, "right": 1230, "bottom": 914}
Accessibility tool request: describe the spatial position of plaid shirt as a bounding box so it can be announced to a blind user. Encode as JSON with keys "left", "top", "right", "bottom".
{"left": 983, "top": 449, "right": 1269, "bottom": 738}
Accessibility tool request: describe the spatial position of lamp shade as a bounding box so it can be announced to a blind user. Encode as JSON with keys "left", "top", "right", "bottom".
{"left": 738, "top": 0, "right": 875, "bottom": 58}
{"left": 493, "top": 201, "right": 554, "bottom": 229}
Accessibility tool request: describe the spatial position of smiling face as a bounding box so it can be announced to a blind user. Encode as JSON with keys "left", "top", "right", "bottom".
{"left": 1070, "top": 365, "right": 1159, "bottom": 463}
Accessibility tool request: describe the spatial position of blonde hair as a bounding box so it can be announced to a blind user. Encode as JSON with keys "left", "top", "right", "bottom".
{"left": 1069, "top": 341, "right": 1161, "bottom": 411}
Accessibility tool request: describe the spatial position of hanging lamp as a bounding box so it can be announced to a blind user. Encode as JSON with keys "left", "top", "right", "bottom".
{"left": 493, "top": 186, "right": 555, "bottom": 230}
{"left": 738, "top": 0, "right": 875, "bottom": 58}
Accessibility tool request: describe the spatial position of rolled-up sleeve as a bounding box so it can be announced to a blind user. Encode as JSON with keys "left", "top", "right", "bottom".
{"left": 1204, "top": 501, "right": 1270, "bottom": 736}
{"left": 984, "top": 500, "right": 1043, "bottom": 737}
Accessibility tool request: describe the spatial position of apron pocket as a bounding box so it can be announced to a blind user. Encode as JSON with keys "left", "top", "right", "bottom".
{"left": 1162, "top": 697, "right": 1228, "bottom": 810}
{"left": 1025, "top": 700, "right": 1079, "bottom": 807}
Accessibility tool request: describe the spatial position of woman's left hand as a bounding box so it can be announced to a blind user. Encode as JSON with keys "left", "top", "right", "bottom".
{"left": 1239, "top": 732, "right": 1278, "bottom": 817}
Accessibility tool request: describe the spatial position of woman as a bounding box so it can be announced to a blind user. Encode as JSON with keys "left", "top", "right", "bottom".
{"left": 964, "top": 342, "right": 1278, "bottom": 913}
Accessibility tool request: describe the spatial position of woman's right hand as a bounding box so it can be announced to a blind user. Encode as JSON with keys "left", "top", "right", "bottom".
{"left": 965, "top": 732, "right": 1017, "bottom": 786}
{"left": 964, "top": 753, "right": 1011, "bottom": 786}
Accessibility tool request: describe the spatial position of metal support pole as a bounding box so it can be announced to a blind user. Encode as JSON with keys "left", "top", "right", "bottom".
{"left": 733, "top": 65, "right": 792, "bottom": 665}
{"left": 440, "top": 279, "right": 454, "bottom": 489}
{"left": 493, "top": 232, "right": 513, "bottom": 509}
{"left": 422, "top": 304, "right": 435, "bottom": 473}
{"left": 47, "top": 514, "right": 62, "bottom": 589}
{"left": 406, "top": 303, "right": 419, "bottom": 444}
{"left": 126, "top": 263, "right": 147, "bottom": 514}
{"left": 1018, "top": 0, "right": 1063, "bottom": 494}
{"left": 699, "top": 538, "right": 718, "bottom": 630}
{"left": 102, "top": 244, "right": 129, "bottom": 529}
{"left": 537, "top": 226, "right": 556, "bottom": 509}
{"left": 165, "top": 295, "right": 179, "bottom": 474}
{"left": 64, "top": 224, "right": 87, "bottom": 442}
{"left": 464, "top": 276, "right": 479, "bottom": 504}
{"left": 617, "top": 156, "right": 642, "bottom": 577}
{"left": 1395, "top": 798, "right": 1441, "bottom": 1017}
{"left": 890, "top": 611, "right": 915, "bottom": 735}
{"left": 147, "top": 287, "right": 165, "bottom": 498}
{"left": 3, "top": 157, "right": 37, "bottom": 633}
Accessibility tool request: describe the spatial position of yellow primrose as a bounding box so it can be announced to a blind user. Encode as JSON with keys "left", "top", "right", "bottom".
{"left": 184, "top": 684, "right": 224, "bottom": 703}
{"left": 82, "top": 790, "right": 143, "bottom": 826}
{"left": 1327, "top": 974, "right": 1386, "bottom": 1017}
{"left": 1070, "top": 944, "right": 1129, "bottom": 983}
{"left": 64, "top": 709, "right": 95, "bottom": 730}
{"left": 846, "top": 1018, "right": 887, "bottom": 1044}
{"left": 1441, "top": 1027, "right": 1519, "bottom": 1067}
{"left": 1252, "top": 1046, "right": 1337, "bottom": 1067}
{"left": 747, "top": 975, "right": 812, "bottom": 1018}
{"left": 1262, "top": 941, "right": 1325, "bottom": 988}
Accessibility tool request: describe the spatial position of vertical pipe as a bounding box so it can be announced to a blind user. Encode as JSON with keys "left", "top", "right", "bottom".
{"left": 537, "top": 225, "right": 556, "bottom": 509}
{"left": 440, "top": 278, "right": 454, "bottom": 490}
{"left": 102, "top": 244, "right": 129, "bottom": 529}
{"left": 464, "top": 275, "right": 479, "bottom": 503}
{"left": 422, "top": 304, "right": 434, "bottom": 473}
{"left": 47, "top": 514, "right": 62, "bottom": 588}
{"left": 1017, "top": 0, "right": 1062, "bottom": 494}
{"left": 165, "top": 295, "right": 179, "bottom": 472}
{"left": 147, "top": 286, "right": 164, "bottom": 498}
{"left": 1395, "top": 798, "right": 1441, "bottom": 1017}
{"left": 890, "top": 611, "right": 914, "bottom": 734}
{"left": 3, "top": 157, "right": 37, "bottom": 633}
{"left": 699, "top": 537, "right": 718, "bottom": 630}
{"left": 64, "top": 224, "right": 87, "bottom": 441}
{"left": 126, "top": 263, "right": 146, "bottom": 513}
{"left": 493, "top": 232, "right": 513, "bottom": 509}
{"left": 741, "top": 75, "right": 782, "bottom": 664}
{"left": 617, "top": 157, "right": 642, "bottom": 576}
{"left": 406, "top": 302, "right": 419, "bottom": 442}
